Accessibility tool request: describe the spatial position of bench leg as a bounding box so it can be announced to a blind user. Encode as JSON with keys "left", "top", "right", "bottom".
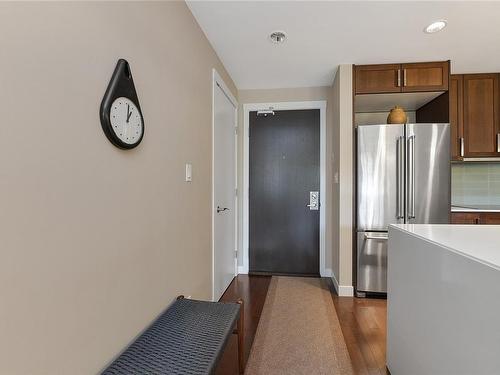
{"left": 236, "top": 298, "right": 245, "bottom": 374}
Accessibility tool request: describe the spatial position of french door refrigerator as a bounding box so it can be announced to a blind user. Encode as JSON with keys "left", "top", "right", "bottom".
{"left": 356, "top": 123, "right": 450, "bottom": 295}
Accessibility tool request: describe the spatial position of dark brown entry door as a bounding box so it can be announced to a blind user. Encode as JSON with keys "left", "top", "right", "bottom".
{"left": 249, "top": 109, "right": 320, "bottom": 275}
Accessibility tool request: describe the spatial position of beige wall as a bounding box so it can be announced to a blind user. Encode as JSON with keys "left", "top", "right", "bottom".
{"left": 330, "top": 65, "right": 354, "bottom": 294}
{"left": 0, "top": 2, "right": 236, "bottom": 374}
{"left": 237, "top": 87, "right": 334, "bottom": 272}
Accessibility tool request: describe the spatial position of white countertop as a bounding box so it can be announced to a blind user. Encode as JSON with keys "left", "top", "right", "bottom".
{"left": 390, "top": 224, "right": 500, "bottom": 271}
{"left": 388, "top": 224, "right": 500, "bottom": 374}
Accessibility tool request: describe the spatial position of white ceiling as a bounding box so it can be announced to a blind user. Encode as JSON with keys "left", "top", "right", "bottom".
{"left": 187, "top": 1, "right": 500, "bottom": 90}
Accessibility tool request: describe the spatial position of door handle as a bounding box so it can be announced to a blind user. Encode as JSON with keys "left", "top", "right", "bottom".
{"left": 408, "top": 135, "right": 416, "bottom": 220}
{"left": 396, "top": 136, "right": 404, "bottom": 219}
{"left": 460, "top": 137, "right": 464, "bottom": 157}
{"left": 307, "top": 191, "right": 319, "bottom": 210}
{"left": 396, "top": 137, "right": 400, "bottom": 218}
{"left": 497, "top": 134, "right": 500, "bottom": 153}
{"left": 217, "top": 206, "right": 229, "bottom": 213}
{"left": 403, "top": 69, "right": 407, "bottom": 87}
{"left": 397, "top": 70, "right": 401, "bottom": 87}
{"left": 364, "top": 233, "right": 388, "bottom": 240}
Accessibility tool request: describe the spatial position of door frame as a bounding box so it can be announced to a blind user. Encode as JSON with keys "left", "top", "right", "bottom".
{"left": 212, "top": 69, "right": 238, "bottom": 301}
{"left": 241, "top": 101, "right": 327, "bottom": 276}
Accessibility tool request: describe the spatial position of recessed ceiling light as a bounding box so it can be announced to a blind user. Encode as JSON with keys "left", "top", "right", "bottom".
{"left": 269, "top": 31, "right": 287, "bottom": 44}
{"left": 424, "top": 20, "right": 447, "bottom": 34}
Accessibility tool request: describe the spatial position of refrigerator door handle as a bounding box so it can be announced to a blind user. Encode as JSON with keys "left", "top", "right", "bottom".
{"left": 396, "top": 136, "right": 404, "bottom": 219}
{"left": 408, "top": 135, "right": 416, "bottom": 219}
{"left": 364, "top": 233, "right": 389, "bottom": 240}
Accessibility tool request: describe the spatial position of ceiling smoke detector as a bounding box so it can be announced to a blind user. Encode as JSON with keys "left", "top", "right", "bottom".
{"left": 269, "top": 31, "right": 287, "bottom": 44}
{"left": 424, "top": 20, "right": 447, "bottom": 34}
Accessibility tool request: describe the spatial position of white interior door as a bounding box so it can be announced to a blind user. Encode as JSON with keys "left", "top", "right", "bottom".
{"left": 213, "top": 80, "right": 236, "bottom": 301}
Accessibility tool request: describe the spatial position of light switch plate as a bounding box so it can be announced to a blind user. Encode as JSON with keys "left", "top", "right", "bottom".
{"left": 185, "top": 163, "right": 192, "bottom": 182}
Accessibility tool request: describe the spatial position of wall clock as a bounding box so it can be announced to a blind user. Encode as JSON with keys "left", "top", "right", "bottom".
{"left": 100, "top": 59, "right": 144, "bottom": 149}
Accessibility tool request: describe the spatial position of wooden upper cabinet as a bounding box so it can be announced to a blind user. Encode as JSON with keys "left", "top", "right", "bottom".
{"left": 449, "top": 75, "right": 464, "bottom": 160}
{"left": 463, "top": 74, "right": 500, "bottom": 157}
{"left": 354, "top": 64, "right": 401, "bottom": 94}
{"left": 354, "top": 61, "right": 449, "bottom": 95}
{"left": 401, "top": 62, "right": 449, "bottom": 92}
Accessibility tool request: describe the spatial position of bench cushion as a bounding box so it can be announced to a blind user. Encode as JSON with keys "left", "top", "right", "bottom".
{"left": 102, "top": 298, "right": 240, "bottom": 375}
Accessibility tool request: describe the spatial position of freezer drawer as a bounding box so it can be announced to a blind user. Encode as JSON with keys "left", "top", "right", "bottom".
{"left": 357, "top": 231, "right": 388, "bottom": 294}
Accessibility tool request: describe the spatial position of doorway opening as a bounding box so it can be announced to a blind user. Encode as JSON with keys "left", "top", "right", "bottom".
{"left": 242, "top": 101, "right": 327, "bottom": 276}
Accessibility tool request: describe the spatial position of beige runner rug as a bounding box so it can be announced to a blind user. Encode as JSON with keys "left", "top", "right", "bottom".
{"left": 245, "top": 276, "right": 354, "bottom": 375}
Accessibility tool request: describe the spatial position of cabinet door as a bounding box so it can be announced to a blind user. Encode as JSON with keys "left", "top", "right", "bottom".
{"left": 355, "top": 64, "right": 401, "bottom": 94}
{"left": 401, "top": 61, "right": 449, "bottom": 92}
{"left": 451, "top": 212, "right": 481, "bottom": 224}
{"left": 463, "top": 74, "right": 500, "bottom": 157}
{"left": 449, "top": 75, "right": 464, "bottom": 160}
{"left": 480, "top": 213, "right": 500, "bottom": 224}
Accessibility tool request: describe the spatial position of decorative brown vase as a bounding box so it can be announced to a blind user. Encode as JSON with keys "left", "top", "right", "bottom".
{"left": 387, "top": 106, "right": 407, "bottom": 124}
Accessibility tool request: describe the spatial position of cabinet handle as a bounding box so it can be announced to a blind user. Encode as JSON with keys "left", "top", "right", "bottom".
{"left": 497, "top": 133, "right": 500, "bottom": 153}
{"left": 397, "top": 70, "right": 401, "bottom": 87}
{"left": 460, "top": 137, "right": 464, "bottom": 157}
{"left": 403, "top": 69, "right": 407, "bottom": 86}
{"left": 408, "top": 135, "right": 416, "bottom": 220}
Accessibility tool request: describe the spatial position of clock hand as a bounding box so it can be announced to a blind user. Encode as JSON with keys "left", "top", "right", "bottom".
{"left": 127, "top": 106, "right": 133, "bottom": 123}
{"left": 126, "top": 104, "right": 130, "bottom": 123}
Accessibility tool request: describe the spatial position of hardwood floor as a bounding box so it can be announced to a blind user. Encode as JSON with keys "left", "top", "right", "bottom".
{"left": 328, "top": 287, "right": 388, "bottom": 375}
{"left": 215, "top": 275, "right": 387, "bottom": 375}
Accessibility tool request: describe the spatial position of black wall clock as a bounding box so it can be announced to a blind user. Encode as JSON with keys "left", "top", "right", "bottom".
{"left": 100, "top": 59, "right": 144, "bottom": 149}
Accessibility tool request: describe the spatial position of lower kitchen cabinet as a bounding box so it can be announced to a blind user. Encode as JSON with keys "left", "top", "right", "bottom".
{"left": 451, "top": 212, "right": 500, "bottom": 224}
{"left": 451, "top": 212, "right": 481, "bottom": 224}
{"left": 480, "top": 213, "right": 500, "bottom": 224}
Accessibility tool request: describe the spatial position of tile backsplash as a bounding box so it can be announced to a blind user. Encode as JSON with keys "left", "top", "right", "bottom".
{"left": 452, "top": 163, "right": 500, "bottom": 206}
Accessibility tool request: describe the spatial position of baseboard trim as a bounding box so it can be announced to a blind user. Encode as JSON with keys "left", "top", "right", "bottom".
{"left": 239, "top": 266, "right": 330, "bottom": 277}
{"left": 322, "top": 268, "right": 333, "bottom": 278}
{"left": 338, "top": 285, "right": 354, "bottom": 297}
{"left": 331, "top": 273, "right": 354, "bottom": 297}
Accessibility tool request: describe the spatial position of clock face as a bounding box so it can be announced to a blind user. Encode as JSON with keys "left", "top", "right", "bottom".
{"left": 109, "top": 97, "right": 143, "bottom": 146}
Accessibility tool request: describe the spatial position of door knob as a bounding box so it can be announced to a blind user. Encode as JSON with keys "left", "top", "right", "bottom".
{"left": 217, "top": 206, "right": 229, "bottom": 213}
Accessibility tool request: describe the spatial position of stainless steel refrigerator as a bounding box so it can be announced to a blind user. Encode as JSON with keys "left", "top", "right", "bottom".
{"left": 356, "top": 123, "right": 450, "bottom": 295}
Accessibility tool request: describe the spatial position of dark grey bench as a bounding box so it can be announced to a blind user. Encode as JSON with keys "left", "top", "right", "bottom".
{"left": 102, "top": 296, "right": 244, "bottom": 375}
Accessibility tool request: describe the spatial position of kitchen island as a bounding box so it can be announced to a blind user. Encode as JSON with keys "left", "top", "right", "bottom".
{"left": 387, "top": 224, "right": 500, "bottom": 375}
